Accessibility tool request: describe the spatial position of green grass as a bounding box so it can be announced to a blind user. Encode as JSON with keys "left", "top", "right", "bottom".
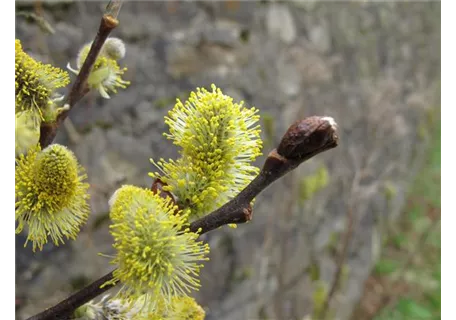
{"left": 372, "top": 120, "right": 441, "bottom": 320}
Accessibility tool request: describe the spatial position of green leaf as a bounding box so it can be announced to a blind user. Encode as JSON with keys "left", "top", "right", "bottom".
{"left": 425, "top": 290, "right": 441, "bottom": 310}
{"left": 391, "top": 234, "right": 406, "bottom": 249}
{"left": 395, "top": 298, "right": 433, "bottom": 319}
{"left": 374, "top": 259, "right": 399, "bottom": 275}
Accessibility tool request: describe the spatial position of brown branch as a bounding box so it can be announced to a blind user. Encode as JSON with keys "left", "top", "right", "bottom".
{"left": 26, "top": 272, "right": 116, "bottom": 320}
{"left": 39, "top": 0, "right": 122, "bottom": 148}
{"left": 27, "top": 116, "right": 338, "bottom": 320}
{"left": 189, "top": 116, "right": 339, "bottom": 234}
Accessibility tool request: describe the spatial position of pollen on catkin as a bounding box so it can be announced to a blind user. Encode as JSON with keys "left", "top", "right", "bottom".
{"left": 15, "top": 144, "right": 90, "bottom": 251}
{"left": 158, "top": 296, "right": 205, "bottom": 320}
{"left": 150, "top": 84, "right": 263, "bottom": 219}
{"left": 135, "top": 295, "right": 205, "bottom": 320}
{"left": 15, "top": 39, "right": 70, "bottom": 121}
{"left": 75, "top": 294, "right": 205, "bottom": 320}
{"left": 67, "top": 37, "right": 130, "bottom": 99}
{"left": 107, "top": 185, "right": 210, "bottom": 309}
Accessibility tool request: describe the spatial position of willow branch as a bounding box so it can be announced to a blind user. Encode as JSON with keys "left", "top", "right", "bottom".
{"left": 39, "top": 0, "right": 122, "bottom": 148}
{"left": 27, "top": 116, "right": 339, "bottom": 320}
{"left": 26, "top": 272, "right": 116, "bottom": 320}
{"left": 190, "top": 116, "right": 339, "bottom": 234}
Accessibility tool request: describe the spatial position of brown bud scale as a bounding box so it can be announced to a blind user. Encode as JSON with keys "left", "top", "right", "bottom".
{"left": 277, "top": 116, "right": 338, "bottom": 161}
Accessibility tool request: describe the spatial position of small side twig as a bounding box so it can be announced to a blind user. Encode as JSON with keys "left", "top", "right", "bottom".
{"left": 273, "top": 174, "right": 298, "bottom": 319}
{"left": 39, "top": 0, "right": 122, "bottom": 148}
{"left": 16, "top": 11, "right": 55, "bottom": 34}
{"left": 319, "top": 206, "right": 355, "bottom": 320}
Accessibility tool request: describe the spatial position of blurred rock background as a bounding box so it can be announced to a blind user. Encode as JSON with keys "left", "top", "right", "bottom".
{"left": 15, "top": 1, "right": 440, "bottom": 319}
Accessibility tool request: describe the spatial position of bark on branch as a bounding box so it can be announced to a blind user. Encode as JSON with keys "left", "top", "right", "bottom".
{"left": 28, "top": 116, "right": 339, "bottom": 320}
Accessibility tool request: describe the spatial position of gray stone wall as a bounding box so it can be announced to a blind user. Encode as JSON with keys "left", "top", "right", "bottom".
{"left": 16, "top": 1, "right": 440, "bottom": 319}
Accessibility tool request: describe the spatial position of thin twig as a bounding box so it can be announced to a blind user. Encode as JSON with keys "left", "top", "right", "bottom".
{"left": 16, "top": 11, "right": 55, "bottom": 34}
{"left": 319, "top": 206, "right": 355, "bottom": 320}
{"left": 39, "top": 1, "right": 121, "bottom": 148}
{"left": 273, "top": 174, "right": 298, "bottom": 319}
{"left": 27, "top": 116, "right": 339, "bottom": 320}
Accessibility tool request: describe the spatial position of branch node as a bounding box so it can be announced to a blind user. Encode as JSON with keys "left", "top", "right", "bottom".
{"left": 103, "top": 14, "right": 119, "bottom": 29}
{"left": 262, "top": 149, "right": 288, "bottom": 174}
{"left": 243, "top": 204, "right": 253, "bottom": 221}
{"left": 151, "top": 178, "right": 179, "bottom": 214}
